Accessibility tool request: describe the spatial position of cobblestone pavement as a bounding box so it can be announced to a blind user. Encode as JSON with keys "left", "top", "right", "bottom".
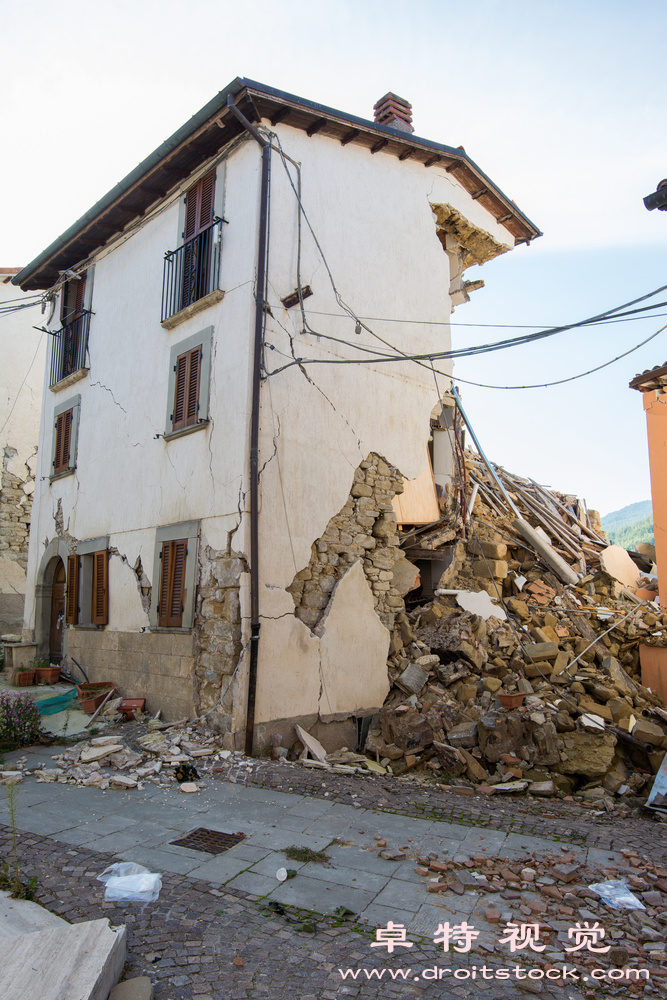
{"left": 1, "top": 747, "right": 665, "bottom": 999}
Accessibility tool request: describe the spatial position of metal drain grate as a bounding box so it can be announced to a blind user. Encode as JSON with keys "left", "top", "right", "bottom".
{"left": 170, "top": 827, "right": 246, "bottom": 855}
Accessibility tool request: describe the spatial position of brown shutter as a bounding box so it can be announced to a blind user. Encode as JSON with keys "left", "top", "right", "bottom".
{"left": 66, "top": 554, "right": 79, "bottom": 624}
{"left": 172, "top": 346, "right": 202, "bottom": 431}
{"left": 53, "top": 409, "right": 73, "bottom": 475}
{"left": 60, "top": 273, "right": 86, "bottom": 325}
{"left": 197, "top": 171, "right": 216, "bottom": 233}
{"left": 92, "top": 550, "right": 108, "bottom": 625}
{"left": 172, "top": 353, "right": 188, "bottom": 430}
{"left": 158, "top": 542, "right": 171, "bottom": 626}
{"left": 53, "top": 413, "right": 65, "bottom": 473}
{"left": 168, "top": 540, "right": 187, "bottom": 627}
{"left": 185, "top": 347, "right": 201, "bottom": 426}
{"left": 158, "top": 539, "right": 187, "bottom": 627}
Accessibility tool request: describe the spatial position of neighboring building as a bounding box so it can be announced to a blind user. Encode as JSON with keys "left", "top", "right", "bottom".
{"left": 630, "top": 364, "right": 667, "bottom": 596}
{"left": 0, "top": 269, "right": 45, "bottom": 635}
{"left": 14, "top": 79, "right": 539, "bottom": 749}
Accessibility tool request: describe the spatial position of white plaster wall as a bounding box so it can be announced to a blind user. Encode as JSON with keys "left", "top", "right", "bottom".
{"left": 21, "top": 118, "right": 516, "bottom": 736}
{"left": 252, "top": 125, "right": 514, "bottom": 725}
{"left": 23, "top": 142, "right": 263, "bottom": 633}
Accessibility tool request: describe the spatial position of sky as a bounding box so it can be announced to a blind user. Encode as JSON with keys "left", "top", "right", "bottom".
{"left": 2, "top": 0, "right": 666, "bottom": 515}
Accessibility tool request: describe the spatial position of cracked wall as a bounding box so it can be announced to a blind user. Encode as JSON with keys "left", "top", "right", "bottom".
{"left": 193, "top": 545, "right": 245, "bottom": 736}
{"left": 287, "top": 453, "right": 406, "bottom": 632}
{"left": 0, "top": 446, "right": 37, "bottom": 632}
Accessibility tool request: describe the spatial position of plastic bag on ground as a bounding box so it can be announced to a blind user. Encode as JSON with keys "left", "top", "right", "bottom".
{"left": 588, "top": 880, "right": 645, "bottom": 910}
{"left": 97, "top": 862, "right": 162, "bottom": 902}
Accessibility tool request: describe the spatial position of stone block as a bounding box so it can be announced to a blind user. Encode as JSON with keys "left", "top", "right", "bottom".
{"left": 396, "top": 663, "right": 429, "bottom": 694}
{"left": 522, "top": 641, "right": 559, "bottom": 662}
{"left": 472, "top": 559, "right": 508, "bottom": 580}
{"left": 632, "top": 718, "right": 666, "bottom": 747}
{"left": 110, "top": 978, "right": 153, "bottom": 1000}
{"left": 446, "top": 721, "right": 479, "bottom": 748}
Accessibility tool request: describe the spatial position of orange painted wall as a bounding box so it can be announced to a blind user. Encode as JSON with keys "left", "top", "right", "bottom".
{"left": 643, "top": 389, "right": 667, "bottom": 594}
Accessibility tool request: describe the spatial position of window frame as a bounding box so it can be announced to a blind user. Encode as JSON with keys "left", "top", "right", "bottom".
{"left": 66, "top": 536, "right": 110, "bottom": 627}
{"left": 50, "top": 395, "right": 81, "bottom": 480}
{"left": 150, "top": 522, "right": 199, "bottom": 630}
{"left": 163, "top": 328, "right": 212, "bottom": 440}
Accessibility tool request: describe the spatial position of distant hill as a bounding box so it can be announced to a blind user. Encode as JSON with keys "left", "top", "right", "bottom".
{"left": 601, "top": 500, "right": 654, "bottom": 550}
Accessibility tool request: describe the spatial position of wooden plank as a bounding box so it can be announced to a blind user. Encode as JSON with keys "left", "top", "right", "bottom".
{"left": 392, "top": 451, "right": 440, "bottom": 525}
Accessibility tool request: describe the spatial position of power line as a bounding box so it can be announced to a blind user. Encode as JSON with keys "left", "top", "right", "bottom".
{"left": 451, "top": 322, "right": 667, "bottom": 390}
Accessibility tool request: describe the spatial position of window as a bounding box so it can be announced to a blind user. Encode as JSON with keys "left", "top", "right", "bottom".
{"left": 50, "top": 271, "right": 92, "bottom": 388}
{"left": 182, "top": 170, "right": 216, "bottom": 310}
{"left": 158, "top": 539, "right": 188, "bottom": 627}
{"left": 66, "top": 538, "right": 109, "bottom": 626}
{"left": 150, "top": 522, "right": 199, "bottom": 630}
{"left": 164, "top": 328, "right": 212, "bottom": 438}
{"left": 50, "top": 395, "right": 81, "bottom": 479}
{"left": 161, "top": 170, "right": 223, "bottom": 324}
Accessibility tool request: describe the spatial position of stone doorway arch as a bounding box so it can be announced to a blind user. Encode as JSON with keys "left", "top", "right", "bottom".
{"left": 35, "top": 539, "right": 71, "bottom": 663}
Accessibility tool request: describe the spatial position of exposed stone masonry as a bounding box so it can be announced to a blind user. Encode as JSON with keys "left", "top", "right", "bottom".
{"left": 0, "top": 446, "right": 33, "bottom": 571}
{"left": 287, "top": 453, "right": 406, "bottom": 633}
{"left": 193, "top": 545, "right": 245, "bottom": 737}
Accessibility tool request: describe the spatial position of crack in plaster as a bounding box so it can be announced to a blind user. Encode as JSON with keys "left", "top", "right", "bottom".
{"left": 89, "top": 381, "right": 128, "bottom": 415}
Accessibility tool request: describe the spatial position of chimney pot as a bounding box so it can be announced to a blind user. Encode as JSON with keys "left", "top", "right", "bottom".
{"left": 373, "top": 91, "right": 413, "bottom": 133}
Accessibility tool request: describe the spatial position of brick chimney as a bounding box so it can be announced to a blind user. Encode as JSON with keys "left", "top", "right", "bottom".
{"left": 373, "top": 92, "right": 414, "bottom": 133}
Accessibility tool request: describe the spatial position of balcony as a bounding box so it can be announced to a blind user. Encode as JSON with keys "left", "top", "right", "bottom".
{"left": 161, "top": 218, "right": 223, "bottom": 327}
{"left": 49, "top": 311, "right": 91, "bottom": 389}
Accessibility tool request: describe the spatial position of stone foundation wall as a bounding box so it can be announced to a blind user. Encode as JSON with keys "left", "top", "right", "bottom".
{"left": 193, "top": 546, "right": 244, "bottom": 734}
{"left": 66, "top": 628, "right": 196, "bottom": 721}
{"left": 287, "top": 453, "right": 406, "bottom": 633}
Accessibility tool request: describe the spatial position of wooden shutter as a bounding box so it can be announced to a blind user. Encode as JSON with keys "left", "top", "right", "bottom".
{"left": 66, "top": 554, "right": 79, "bottom": 624}
{"left": 197, "top": 171, "right": 215, "bottom": 232}
{"left": 60, "top": 273, "right": 86, "bottom": 325}
{"left": 53, "top": 408, "right": 73, "bottom": 475}
{"left": 172, "top": 346, "right": 201, "bottom": 431}
{"left": 158, "top": 540, "right": 187, "bottom": 627}
{"left": 92, "top": 550, "right": 109, "bottom": 625}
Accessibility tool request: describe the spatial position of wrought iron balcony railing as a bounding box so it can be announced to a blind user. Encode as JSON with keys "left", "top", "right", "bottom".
{"left": 161, "top": 218, "right": 223, "bottom": 323}
{"left": 49, "top": 311, "right": 91, "bottom": 388}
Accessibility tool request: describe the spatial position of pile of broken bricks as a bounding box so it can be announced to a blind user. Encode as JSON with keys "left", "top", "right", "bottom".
{"left": 375, "top": 834, "right": 667, "bottom": 973}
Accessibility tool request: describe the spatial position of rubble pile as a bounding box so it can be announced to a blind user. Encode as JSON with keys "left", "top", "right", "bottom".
{"left": 28, "top": 722, "right": 236, "bottom": 791}
{"left": 361, "top": 451, "right": 667, "bottom": 800}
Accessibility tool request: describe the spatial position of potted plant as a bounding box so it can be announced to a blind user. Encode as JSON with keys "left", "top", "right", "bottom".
{"left": 12, "top": 665, "right": 35, "bottom": 687}
{"left": 76, "top": 682, "right": 117, "bottom": 714}
{"left": 33, "top": 660, "right": 61, "bottom": 684}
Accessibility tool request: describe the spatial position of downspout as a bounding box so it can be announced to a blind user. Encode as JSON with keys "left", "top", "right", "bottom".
{"left": 226, "top": 94, "right": 270, "bottom": 755}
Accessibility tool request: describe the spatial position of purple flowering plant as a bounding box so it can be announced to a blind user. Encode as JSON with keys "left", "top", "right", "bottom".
{"left": 0, "top": 692, "right": 41, "bottom": 747}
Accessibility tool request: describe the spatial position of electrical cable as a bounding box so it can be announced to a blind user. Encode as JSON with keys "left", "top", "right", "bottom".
{"left": 451, "top": 321, "right": 667, "bottom": 390}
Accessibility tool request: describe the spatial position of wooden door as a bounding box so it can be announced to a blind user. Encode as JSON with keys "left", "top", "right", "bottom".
{"left": 50, "top": 561, "right": 66, "bottom": 663}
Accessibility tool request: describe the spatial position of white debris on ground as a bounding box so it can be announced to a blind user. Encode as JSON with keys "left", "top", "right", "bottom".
{"left": 22, "top": 722, "right": 241, "bottom": 791}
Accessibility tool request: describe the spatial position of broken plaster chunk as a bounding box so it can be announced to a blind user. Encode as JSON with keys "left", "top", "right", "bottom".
{"left": 80, "top": 744, "right": 125, "bottom": 764}
{"left": 294, "top": 724, "right": 328, "bottom": 762}
{"left": 455, "top": 590, "right": 507, "bottom": 621}
{"left": 179, "top": 782, "right": 199, "bottom": 793}
{"left": 600, "top": 545, "right": 642, "bottom": 589}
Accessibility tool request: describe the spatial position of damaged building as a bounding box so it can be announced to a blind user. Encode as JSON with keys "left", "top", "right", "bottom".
{"left": 12, "top": 79, "right": 540, "bottom": 750}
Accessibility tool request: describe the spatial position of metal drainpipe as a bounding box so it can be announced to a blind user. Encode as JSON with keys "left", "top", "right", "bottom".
{"left": 226, "top": 95, "right": 270, "bottom": 755}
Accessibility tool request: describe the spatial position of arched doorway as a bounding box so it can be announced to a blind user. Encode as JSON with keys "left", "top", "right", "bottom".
{"left": 49, "top": 561, "right": 66, "bottom": 663}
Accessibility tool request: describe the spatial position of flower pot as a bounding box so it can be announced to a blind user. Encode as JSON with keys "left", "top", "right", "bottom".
{"left": 119, "top": 698, "right": 146, "bottom": 721}
{"left": 498, "top": 692, "right": 525, "bottom": 710}
{"left": 76, "top": 682, "right": 116, "bottom": 714}
{"left": 13, "top": 670, "right": 35, "bottom": 687}
{"left": 35, "top": 666, "right": 61, "bottom": 684}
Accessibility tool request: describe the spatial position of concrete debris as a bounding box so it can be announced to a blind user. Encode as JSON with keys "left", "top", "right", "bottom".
{"left": 351, "top": 449, "right": 667, "bottom": 802}
{"left": 26, "top": 723, "right": 236, "bottom": 790}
